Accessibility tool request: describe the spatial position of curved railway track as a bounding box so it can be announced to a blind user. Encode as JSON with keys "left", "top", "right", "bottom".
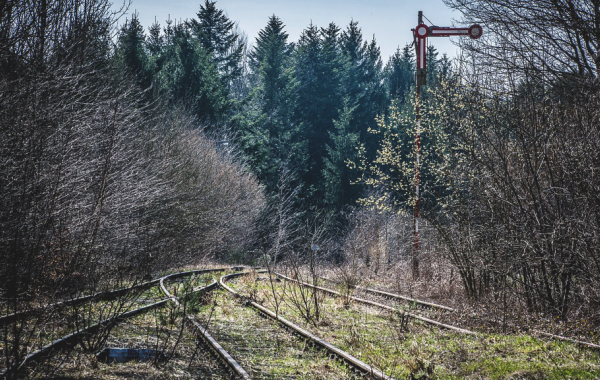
{"left": 318, "top": 275, "right": 454, "bottom": 312}
{"left": 0, "top": 278, "right": 162, "bottom": 328}
{"left": 220, "top": 271, "right": 396, "bottom": 380}
{"left": 1, "top": 267, "right": 233, "bottom": 379}
{"left": 160, "top": 272, "right": 251, "bottom": 380}
{"left": 6, "top": 266, "right": 596, "bottom": 379}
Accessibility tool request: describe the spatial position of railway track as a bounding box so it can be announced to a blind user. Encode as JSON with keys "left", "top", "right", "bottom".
{"left": 1, "top": 267, "right": 233, "bottom": 379}
{"left": 277, "top": 272, "right": 475, "bottom": 335}
{"left": 0, "top": 267, "right": 244, "bottom": 328}
{"left": 1, "top": 293, "right": 170, "bottom": 378}
{"left": 222, "top": 270, "right": 600, "bottom": 378}
{"left": 315, "top": 274, "right": 600, "bottom": 350}
{"left": 160, "top": 272, "right": 251, "bottom": 379}
{"left": 3, "top": 267, "right": 598, "bottom": 378}
{"left": 0, "top": 278, "right": 162, "bottom": 328}
{"left": 220, "top": 271, "right": 395, "bottom": 380}
{"left": 317, "top": 275, "right": 454, "bottom": 312}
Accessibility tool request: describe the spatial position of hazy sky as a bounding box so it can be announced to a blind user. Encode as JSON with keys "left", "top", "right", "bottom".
{"left": 113, "top": 0, "right": 468, "bottom": 63}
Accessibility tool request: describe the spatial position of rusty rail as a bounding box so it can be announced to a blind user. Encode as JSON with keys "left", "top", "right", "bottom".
{"left": 160, "top": 272, "right": 251, "bottom": 380}
{"left": 278, "top": 273, "right": 476, "bottom": 336}
{"left": 1, "top": 267, "right": 231, "bottom": 379}
{"left": 220, "top": 272, "right": 395, "bottom": 380}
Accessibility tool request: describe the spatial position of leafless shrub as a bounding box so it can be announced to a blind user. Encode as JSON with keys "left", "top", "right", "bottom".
{"left": 280, "top": 211, "right": 334, "bottom": 326}
{"left": 439, "top": 0, "right": 599, "bottom": 322}
{"left": 0, "top": 1, "right": 264, "bottom": 376}
{"left": 436, "top": 76, "right": 600, "bottom": 323}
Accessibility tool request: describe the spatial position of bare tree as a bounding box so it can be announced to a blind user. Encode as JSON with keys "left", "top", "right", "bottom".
{"left": 446, "top": 0, "right": 599, "bottom": 85}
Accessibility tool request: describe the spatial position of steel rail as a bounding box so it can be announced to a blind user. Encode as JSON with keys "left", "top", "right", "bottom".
{"left": 1, "top": 298, "right": 170, "bottom": 378}
{"left": 0, "top": 279, "right": 162, "bottom": 328}
{"left": 318, "top": 276, "right": 600, "bottom": 350}
{"left": 1, "top": 267, "right": 231, "bottom": 379}
{"left": 277, "top": 273, "right": 476, "bottom": 336}
{"left": 160, "top": 273, "right": 251, "bottom": 380}
{"left": 317, "top": 276, "right": 600, "bottom": 349}
{"left": 317, "top": 276, "right": 600, "bottom": 350}
{"left": 219, "top": 272, "right": 395, "bottom": 380}
{"left": 0, "top": 268, "right": 236, "bottom": 327}
{"left": 318, "top": 275, "right": 455, "bottom": 312}
{"left": 532, "top": 330, "right": 600, "bottom": 350}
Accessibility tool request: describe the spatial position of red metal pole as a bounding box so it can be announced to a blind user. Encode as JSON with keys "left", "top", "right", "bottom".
{"left": 414, "top": 81, "right": 421, "bottom": 281}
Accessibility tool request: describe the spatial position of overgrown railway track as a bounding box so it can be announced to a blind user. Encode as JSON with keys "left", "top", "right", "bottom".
{"left": 276, "top": 272, "right": 475, "bottom": 335}
{"left": 0, "top": 267, "right": 233, "bottom": 378}
{"left": 160, "top": 272, "right": 251, "bottom": 379}
{"left": 314, "top": 274, "right": 600, "bottom": 350}
{"left": 220, "top": 271, "right": 395, "bottom": 379}
{"left": 4, "top": 267, "right": 598, "bottom": 378}
{"left": 317, "top": 275, "right": 454, "bottom": 312}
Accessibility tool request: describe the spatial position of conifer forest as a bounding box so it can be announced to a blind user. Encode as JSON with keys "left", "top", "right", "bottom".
{"left": 1, "top": 0, "right": 600, "bottom": 378}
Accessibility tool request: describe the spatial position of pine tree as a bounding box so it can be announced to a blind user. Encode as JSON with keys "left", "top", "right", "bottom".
{"left": 239, "top": 15, "right": 305, "bottom": 194}
{"left": 384, "top": 44, "right": 414, "bottom": 103}
{"left": 156, "top": 23, "right": 227, "bottom": 123}
{"left": 249, "top": 15, "right": 294, "bottom": 113}
{"left": 294, "top": 23, "right": 345, "bottom": 202}
{"left": 189, "top": 0, "right": 244, "bottom": 87}
{"left": 339, "top": 22, "right": 385, "bottom": 128}
{"left": 360, "top": 36, "right": 386, "bottom": 131}
{"left": 323, "top": 98, "right": 360, "bottom": 209}
{"left": 426, "top": 45, "right": 440, "bottom": 88}
{"left": 116, "top": 13, "right": 152, "bottom": 89}
{"left": 338, "top": 21, "right": 385, "bottom": 202}
{"left": 147, "top": 19, "right": 164, "bottom": 58}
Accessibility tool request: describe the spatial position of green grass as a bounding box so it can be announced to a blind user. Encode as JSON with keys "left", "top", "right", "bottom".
{"left": 194, "top": 289, "right": 358, "bottom": 379}
{"left": 228, "top": 274, "right": 600, "bottom": 379}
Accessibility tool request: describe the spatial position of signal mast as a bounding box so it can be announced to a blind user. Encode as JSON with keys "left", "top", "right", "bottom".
{"left": 411, "top": 12, "right": 482, "bottom": 280}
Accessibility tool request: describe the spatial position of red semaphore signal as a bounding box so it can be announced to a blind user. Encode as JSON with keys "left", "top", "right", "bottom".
{"left": 410, "top": 12, "right": 482, "bottom": 280}
{"left": 414, "top": 20, "right": 482, "bottom": 85}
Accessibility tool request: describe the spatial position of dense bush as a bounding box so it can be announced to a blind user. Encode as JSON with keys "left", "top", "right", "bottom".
{"left": 0, "top": 1, "right": 264, "bottom": 375}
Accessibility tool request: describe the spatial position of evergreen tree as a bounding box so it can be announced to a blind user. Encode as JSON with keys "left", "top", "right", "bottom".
{"left": 384, "top": 44, "right": 414, "bottom": 103}
{"left": 339, "top": 22, "right": 385, "bottom": 138}
{"left": 239, "top": 15, "right": 305, "bottom": 194}
{"left": 360, "top": 36, "right": 386, "bottom": 131}
{"left": 323, "top": 98, "right": 360, "bottom": 210}
{"left": 189, "top": 0, "right": 244, "bottom": 87}
{"left": 147, "top": 19, "right": 164, "bottom": 58}
{"left": 334, "top": 22, "right": 385, "bottom": 209}
{"left": 115, "top": 13, "right": 152, "bottom": 89}
{"left": 426, "top": 45, "right": 440, "bottom": 88}
{"left": 249, "top": 15, "right": 295, "bottom": 114}
{"left": 156, "top": 23, "right": 227, "bottom": 123}
{"left": 294, "top": 23, "right": 345, "bottom": 203}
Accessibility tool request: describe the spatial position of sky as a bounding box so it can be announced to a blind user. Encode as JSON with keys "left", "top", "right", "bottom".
{"left": 112, "top": 0, "right": 468, "bottom": 64}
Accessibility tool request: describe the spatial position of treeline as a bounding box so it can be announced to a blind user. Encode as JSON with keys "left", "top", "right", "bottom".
{"left": 113, "top": 2, "right": 451, "bottom": 212}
